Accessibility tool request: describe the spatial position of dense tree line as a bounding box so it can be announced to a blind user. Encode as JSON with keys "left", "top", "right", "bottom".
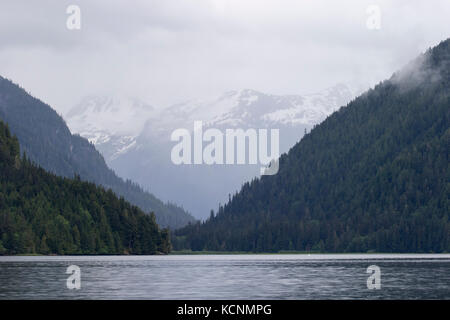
{"left": 0, "top": 121, "right": 171, "bottom": 255}
{"left": 175, "top": 39, "right": 450, "bottom": 253}
{"left": 0, "top": 76, "right": 196, "bottom": 229}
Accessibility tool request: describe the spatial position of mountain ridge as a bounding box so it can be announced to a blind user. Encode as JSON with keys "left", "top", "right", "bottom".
{"left": 67, "top": 84, "right": 358, "bottom": 218}
{"left": 0, "top": 119, "right": 170, "bottom": 255}
{"left": 174, "top": 38, "right": 450, "bottom": 252}
{"left": 0, "top": 76, "right": 196, "bottom": 229}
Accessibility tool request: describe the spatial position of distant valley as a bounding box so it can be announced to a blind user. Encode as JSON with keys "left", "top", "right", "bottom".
{"left": 67, "top": 84, "right": 359, "bottom": 219}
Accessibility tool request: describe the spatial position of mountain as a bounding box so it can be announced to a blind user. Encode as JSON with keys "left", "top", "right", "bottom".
{"left": 0, "top": 120, "right": 170, "bottom": 255}
{"left": 67, "top": 94, "right": 156, "bottom": 161}
{"left": 0, "top": 76, "right": 196, "bottom": 229}
{"left": 67, "top": 85, "right": 357, "bottom": 219}
{"left": 174, "top": 39, "right": 450, "bottom": 252}
{"left": 161, "top": 84, "right": 355, "bottom": 129}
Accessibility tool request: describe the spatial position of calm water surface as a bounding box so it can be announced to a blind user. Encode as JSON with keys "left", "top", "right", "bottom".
{"left": 0, "top": 254, "right": 449, "bottom": 299}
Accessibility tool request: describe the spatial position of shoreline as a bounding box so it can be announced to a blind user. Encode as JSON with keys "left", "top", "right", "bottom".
{"left": 1, "top": 251, "right": 449, "bottom": 257}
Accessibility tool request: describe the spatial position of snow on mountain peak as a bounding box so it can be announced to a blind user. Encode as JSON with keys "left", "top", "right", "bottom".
{"left": 65, "top": 94, "right": 156, "bottom": 160}
{"left": 66, "top": 94, "right": 155, "bottom": 139}
{"left": 66, "top": 84, "right": 358, "bottom": 162}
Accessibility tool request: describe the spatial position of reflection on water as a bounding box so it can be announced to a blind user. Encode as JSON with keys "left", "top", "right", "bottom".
{"left": 0, "top": 254, "right": 449, "bottom": 299}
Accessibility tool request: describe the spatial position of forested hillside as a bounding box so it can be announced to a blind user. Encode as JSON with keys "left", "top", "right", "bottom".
{"left": 0, "top": 77, "right": 195, "bottom": 229}
{"left": 0, "top": 120, "right": 170, "bottom": 255}
{"left": 175, "top": 39, "right": 450, "bottom": 253}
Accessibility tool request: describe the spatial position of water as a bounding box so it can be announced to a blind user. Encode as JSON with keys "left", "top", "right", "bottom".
{"left": 0, "top": 254, "right": 449, "bottom": 299}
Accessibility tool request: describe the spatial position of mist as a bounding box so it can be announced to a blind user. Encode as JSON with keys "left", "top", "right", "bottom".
{"left": 0, "top": 0, "right": 449, "bottom": 114}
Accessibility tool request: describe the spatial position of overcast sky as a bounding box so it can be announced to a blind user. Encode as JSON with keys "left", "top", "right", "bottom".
{"left": 1, "top": 0, "right": 449, "bottom": 114}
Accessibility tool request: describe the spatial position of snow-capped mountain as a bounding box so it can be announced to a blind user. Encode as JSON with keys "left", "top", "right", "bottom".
{"left": 66, "top": 95, "right": 155, "bottom": 160}
{"left": 66, "top": 84, "right": 359, "bottom": 219}
{"left": 157, "top": 83, "right": 354, "bottom": 130}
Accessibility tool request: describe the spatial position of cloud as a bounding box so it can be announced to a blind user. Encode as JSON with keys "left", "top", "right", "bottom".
{"left": 0, "top": 0, "right": 449, "bottom": 113}
{"left": 390, "top": 44, "right": 447, "bottom": 94}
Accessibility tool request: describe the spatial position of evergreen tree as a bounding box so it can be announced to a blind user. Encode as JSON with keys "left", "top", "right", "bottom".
{"left": 175, "top": 39, "right": 450, "bottom": 253}
{"left": 0, "top": 121, "right": 171, "bottom": 255}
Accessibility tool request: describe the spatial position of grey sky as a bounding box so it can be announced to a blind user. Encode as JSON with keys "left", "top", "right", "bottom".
{"left": 1, "top": 0, "right": 449, "bottom": 114}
